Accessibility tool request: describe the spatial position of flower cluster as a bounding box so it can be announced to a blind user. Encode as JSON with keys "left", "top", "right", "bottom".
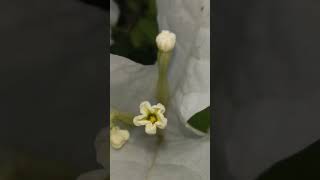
{"left": 77, "top": 1, "right": 210, "bottom": 179}
{"left": 109, "top": 30, "right": 176, "bottom": 149}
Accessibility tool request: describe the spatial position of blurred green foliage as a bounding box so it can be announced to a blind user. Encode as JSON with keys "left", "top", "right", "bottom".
{"left": 111, "top": 0, "right": 158, "bottom": 65}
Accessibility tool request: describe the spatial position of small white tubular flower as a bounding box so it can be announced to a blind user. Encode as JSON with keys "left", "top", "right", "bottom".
{"left": 133, "top": 101, "right": 167, "bottom": 135}
{"left": 156, "top": 30, "right": 176, "bottom": 52}
{"left": 110, "top": 126, "right": 130, "bottom": 149}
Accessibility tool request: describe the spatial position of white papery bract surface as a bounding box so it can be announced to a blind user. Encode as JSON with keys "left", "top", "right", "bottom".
{"left": 109, "top": 55, "right": 210, "bottom": 180}
{"left": 108, "top": 0, "right": 210, "bottom": 179}
{"left": 156, "top": 0, "right": 210, "bottom": 128}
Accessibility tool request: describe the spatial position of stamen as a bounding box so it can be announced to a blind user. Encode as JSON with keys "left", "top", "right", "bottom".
{"left": 149, "top": 115, "right": 157, "bottom": 124}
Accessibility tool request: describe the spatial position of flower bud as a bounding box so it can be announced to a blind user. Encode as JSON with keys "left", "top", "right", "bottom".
{"left": 156, "top": 30, "right": 176, "bottom": 52}
{"left": 110, "top": 126, "right": 130, "bottom": 149}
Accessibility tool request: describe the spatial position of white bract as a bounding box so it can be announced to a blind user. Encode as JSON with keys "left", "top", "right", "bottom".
{"left": 133, "top": 101, "right": 167, "bottom": 135}
{"left": 156, "top": 30, "right": 176, "bottom": 52}
{"left": 78, "top": 0, "right": 210, "bottom": 179}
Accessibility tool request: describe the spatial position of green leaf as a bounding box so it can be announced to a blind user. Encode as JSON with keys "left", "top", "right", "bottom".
{"left": 187, "top": 107, "right": 211, "bottom": 133}
{"left": 111, "top": 0, "right": 158, "bottom": 64}
{"left": 130, "top": 18, "right": 158, "bottom": 48}
{"left": 127, "top": 0, "right": 140, "bottom": 12}
{"left": 147, "top": 0, "right": 157, "bottom": 17}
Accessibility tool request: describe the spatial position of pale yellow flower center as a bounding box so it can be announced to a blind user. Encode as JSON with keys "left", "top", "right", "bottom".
{"left": 148, "top": 114, "right": 158, "bottom": 124}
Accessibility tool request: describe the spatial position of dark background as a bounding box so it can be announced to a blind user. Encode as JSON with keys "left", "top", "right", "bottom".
{"left": 214, "top": 0, "right": 320, "bottom": 179}
{"left": 82, "top": 0, "right": 108, "bottom": 10}
{"left": 0, "top": 0, "right": 107, "bottom": 179}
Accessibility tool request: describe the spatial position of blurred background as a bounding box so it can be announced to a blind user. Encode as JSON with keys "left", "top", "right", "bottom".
{"left": 0, "top": 0, "right": 158, "bottom": 179}
{"left": 0, "top": 0, "right": 106, "bottom": 179}
{"left": 110, "top": 0, "right": 158, "bottom": 65}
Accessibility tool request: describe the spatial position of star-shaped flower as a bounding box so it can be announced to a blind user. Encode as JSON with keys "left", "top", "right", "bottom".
{"left": 133, "top": 101, "right": 167, "bottom": 135}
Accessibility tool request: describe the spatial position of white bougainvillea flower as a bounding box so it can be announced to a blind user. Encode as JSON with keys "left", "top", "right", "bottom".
{"left": 78, "top": 0, "right": 210, "bottom": 179}
{"left": 110, "top": 0, "right": 119, "bottom": 45}
{"left": 110, "top": 126, "right": 130, "bottom": 149}
{"left": 133, "top": 101, "right": 167, "bottom": 135}
{"left": 156, "top": 30, "right": 176, "bottom": 52}
{"left": 108, "top": 0, "right": 210, "bottom": 179}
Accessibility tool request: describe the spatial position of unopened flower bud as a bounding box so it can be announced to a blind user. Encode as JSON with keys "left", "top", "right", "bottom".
{"left": 156, "top": 30, "right": 176, "bottom": 52}
{"left": 110, "top": 126, "right": 130, "bottom": 149}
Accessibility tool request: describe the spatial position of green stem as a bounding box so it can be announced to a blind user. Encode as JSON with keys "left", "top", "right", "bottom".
{"left": 156, "top": 51, "right": 172, "bottom": 106}
{"left": 111, "top": 109, "right": 135, "bottom": 126}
